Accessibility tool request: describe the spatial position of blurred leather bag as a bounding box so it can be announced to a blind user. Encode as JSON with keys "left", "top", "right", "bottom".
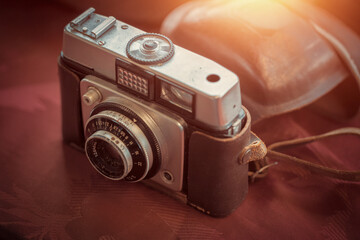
{"left": 161, "top": 0, "right": 360, "bottom": 122}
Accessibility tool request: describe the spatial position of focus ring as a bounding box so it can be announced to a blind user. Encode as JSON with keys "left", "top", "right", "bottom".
{"left": 85, "top": 110, "right": 154, "bottom": 182}
{"left": 85, "top": 130, "right": 133, "bottom": 180}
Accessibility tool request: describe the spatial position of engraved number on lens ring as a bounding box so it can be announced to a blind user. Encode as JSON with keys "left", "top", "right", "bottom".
{"left": 85, "top": 110, "right": 153, "bottom": 182}
{"left": 126, "top": 33, "right": 175, "bottom": 65}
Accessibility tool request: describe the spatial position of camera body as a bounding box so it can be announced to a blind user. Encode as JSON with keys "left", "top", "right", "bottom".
{"left": 59, "top": 8, "right": 258, "bottom": 217}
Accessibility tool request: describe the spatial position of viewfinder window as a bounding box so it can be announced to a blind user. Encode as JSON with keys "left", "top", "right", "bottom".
{"left": 160, "top": 81, "right": 193, "bottom": 113}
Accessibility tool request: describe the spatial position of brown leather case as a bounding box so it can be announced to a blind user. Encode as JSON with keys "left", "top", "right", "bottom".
{"left": 187, "top": 108, "right": 251, "bottom": 217}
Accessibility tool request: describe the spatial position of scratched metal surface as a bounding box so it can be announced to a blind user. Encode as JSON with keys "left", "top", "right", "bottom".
{"left": 0, "top": 1, "right": 359, "bottom": 239}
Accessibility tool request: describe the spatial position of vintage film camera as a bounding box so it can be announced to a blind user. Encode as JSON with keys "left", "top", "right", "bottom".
{"left": 58, "top": 8, "right": 265, "bottom": 217}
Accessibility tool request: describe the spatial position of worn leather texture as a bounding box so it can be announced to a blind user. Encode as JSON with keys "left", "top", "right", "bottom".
{"left": 187, "top": 111, "right": 251, "bottom": 217}
{"left": 0, "top": 0, "right": 359, "bottom": 239}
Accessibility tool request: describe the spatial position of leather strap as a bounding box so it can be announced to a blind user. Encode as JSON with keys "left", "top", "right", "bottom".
{"left": 265, "top": 127, "right": 360, "bottom": 182}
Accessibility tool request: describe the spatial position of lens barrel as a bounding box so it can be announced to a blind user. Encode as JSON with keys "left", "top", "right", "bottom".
{"left": 86, "top": 130, "right": 133, "bottom": 180}
{"left": 85, "top": 110, "right": 154, "bottom": 182}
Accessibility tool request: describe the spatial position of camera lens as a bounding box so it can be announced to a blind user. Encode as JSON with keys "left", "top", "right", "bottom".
{"left": 85, "top": 110, "right": 156, "bottom": 182}
{"left": 85, "top": 130, "right": 132, "bottom": 180}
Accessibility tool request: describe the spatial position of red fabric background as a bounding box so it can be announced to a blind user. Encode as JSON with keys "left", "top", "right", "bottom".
{"left": 0, "top": 1, "right": 359, "bottom": 239}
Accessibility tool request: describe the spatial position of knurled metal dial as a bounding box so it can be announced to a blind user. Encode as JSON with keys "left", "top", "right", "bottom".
{"left": 126, "top": 33, "right": 175, "bottom": 65}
